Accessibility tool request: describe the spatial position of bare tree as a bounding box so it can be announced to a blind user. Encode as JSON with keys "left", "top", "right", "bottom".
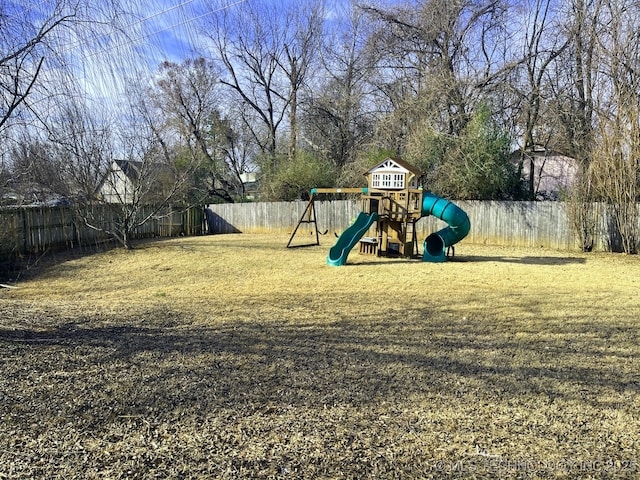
{"left": 7, "top": 134, "right": 71, "bottom": 206}
{"left": 0, "top": 0, "right": 78, "bottom": 206}
{"left": 361, "top": 0, "right": 513, "bottom": 160}
{"left": 0, "top": 0, "right": 79, "bottom": 133}
{"left": 566, "top": 0, "right": 599, "bottom": 159}
{"left": 205, "top": 1, "right": 287, "bottom": 161}
{"left": 302, "top": 1, "right": 376, "bottom": 170}
{"left": 278, "top": 2, "right": 324, "bottom": 160}
{"left": 355, "top": 0, "right": 530, "bottom": 201}
{"left": 71, "top": 65, "right": 241, "bottom": 249}
{"left": 34, "top": 83, "right": 199, "bottom": 250}
{"left": 0, "top": 0, "right": 171, "bottom": 211}
{"left": 553, "top": 0, "right": 602, "bottom": 251}
{"left": 512, "top": 0, "right": 570, "bottom": 199}
{"left": 222, "top": 113, "right": 257, "bottom": 199}
{"left": 588, "top": 0, "right": 640, "bottom": 254}
{"left": 148, "top": 58, "right": 241, "bottom": 203}
{"left": 204, "top": 0, "right": 323, "bottom": 166}
{"left": 76, "top": 109, "right": 193, "bottom": 250}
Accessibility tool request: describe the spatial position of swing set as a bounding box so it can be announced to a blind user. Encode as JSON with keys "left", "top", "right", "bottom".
{"left": 285, "top": 188, "right": 366, "bottom": 248}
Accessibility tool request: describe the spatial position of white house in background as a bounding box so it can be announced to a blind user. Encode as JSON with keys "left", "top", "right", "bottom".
{"left": 97, "top": 159, "right": 143, "bottom": 204}
{"left": 239, "top": 172, "right": 259, "bottom": 199}
{"left": 512, "top": 146, "right": 578, "bottom": 200}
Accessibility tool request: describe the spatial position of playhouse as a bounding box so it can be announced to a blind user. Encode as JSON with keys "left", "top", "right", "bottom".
{"left": 287, "top": 157, "right": 470, "bottom": 266}
{"left": 358, "top": 157, "right": 424, "bottom": 258}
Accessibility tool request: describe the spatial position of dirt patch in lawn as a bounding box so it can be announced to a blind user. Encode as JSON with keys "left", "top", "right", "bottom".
{"left": 1, "top": 235, "right": 639, "bottom": 479}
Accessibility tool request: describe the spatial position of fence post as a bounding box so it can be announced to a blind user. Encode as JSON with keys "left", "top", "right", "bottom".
{"left": 21, "top": 208, "right": 28, "bottom": 253}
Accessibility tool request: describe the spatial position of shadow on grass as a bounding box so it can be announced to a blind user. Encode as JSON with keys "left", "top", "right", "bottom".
{"left": 353, "top": 255, "right": 586, "bottom": 266}
{"left": 0, "top": 242, "right": 119, "bottom": 284}
{"left": 452, "top": 255, "right": 586, "bottom": 265}
{"left": 1, "top": 308, "right": 636, "bottom": 427}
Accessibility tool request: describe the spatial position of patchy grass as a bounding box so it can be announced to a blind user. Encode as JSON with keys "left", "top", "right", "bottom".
{"left": 1, "top": 234, "right": 639, "bottom": 479}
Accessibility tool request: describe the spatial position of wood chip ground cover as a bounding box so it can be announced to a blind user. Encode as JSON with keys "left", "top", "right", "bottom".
{"left": 1, "top": 234, "right": 639, "bottom": 479}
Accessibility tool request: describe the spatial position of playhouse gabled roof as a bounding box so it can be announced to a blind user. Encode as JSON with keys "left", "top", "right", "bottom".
{"left": 366, "top": 157, "right": 422, "bottom": 176}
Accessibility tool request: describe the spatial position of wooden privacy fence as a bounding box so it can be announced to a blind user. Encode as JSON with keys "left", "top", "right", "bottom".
{"left": 2, "top": 200, "right": 632, "bottom": 255}
{"left": 206, "top": 200, "right": 632, "bottom": 252}
{"left": 0, "top": 205, "right": 205, "bottom": 255}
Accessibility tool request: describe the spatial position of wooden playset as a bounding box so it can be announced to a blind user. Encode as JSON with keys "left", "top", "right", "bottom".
{"left": 287, "top": 157, "right": 470, "bottom": 265}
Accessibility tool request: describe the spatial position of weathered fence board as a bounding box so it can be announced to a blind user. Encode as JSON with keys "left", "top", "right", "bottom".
{"left": 206, "top": 200, "right": 631, "bottom": 252}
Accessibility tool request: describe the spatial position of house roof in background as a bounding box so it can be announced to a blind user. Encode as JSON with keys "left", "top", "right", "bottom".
{"left": 113, "top": 159, "right": 143, "bottom": 182}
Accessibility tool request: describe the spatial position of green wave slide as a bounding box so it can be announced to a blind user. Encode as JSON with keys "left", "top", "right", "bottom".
{"left": 326, "top": 211, "right": 379, "bottom": 266}
{"left": 421, "top": 192, "right": 470, "bottom": 262}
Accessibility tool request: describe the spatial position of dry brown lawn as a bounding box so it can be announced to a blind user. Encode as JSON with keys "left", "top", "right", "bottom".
{"left": 1, "top": 234, "right": 639, "bottom": 479}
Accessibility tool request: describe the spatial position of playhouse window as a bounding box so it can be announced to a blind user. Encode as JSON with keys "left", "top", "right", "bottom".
{"left": 393, "top": 174, "right": 404, "bottom": 188}
{"left": 372, "top": 173, "right": 404, "bottom": 189}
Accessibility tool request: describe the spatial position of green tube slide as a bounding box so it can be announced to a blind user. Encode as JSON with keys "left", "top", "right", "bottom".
{"left": 327, "top": 211, "right": 379, "bottom": 266}
{"left": 421, "top": 192, "right": 470, "bottom": 262}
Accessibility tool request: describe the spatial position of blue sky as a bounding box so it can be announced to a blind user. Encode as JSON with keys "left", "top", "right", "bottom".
{"left": 55, "top": 0, "right": 246, "bottom": 107}
{"left": 64, "top": 0, "right": 357, "bottom": 111}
